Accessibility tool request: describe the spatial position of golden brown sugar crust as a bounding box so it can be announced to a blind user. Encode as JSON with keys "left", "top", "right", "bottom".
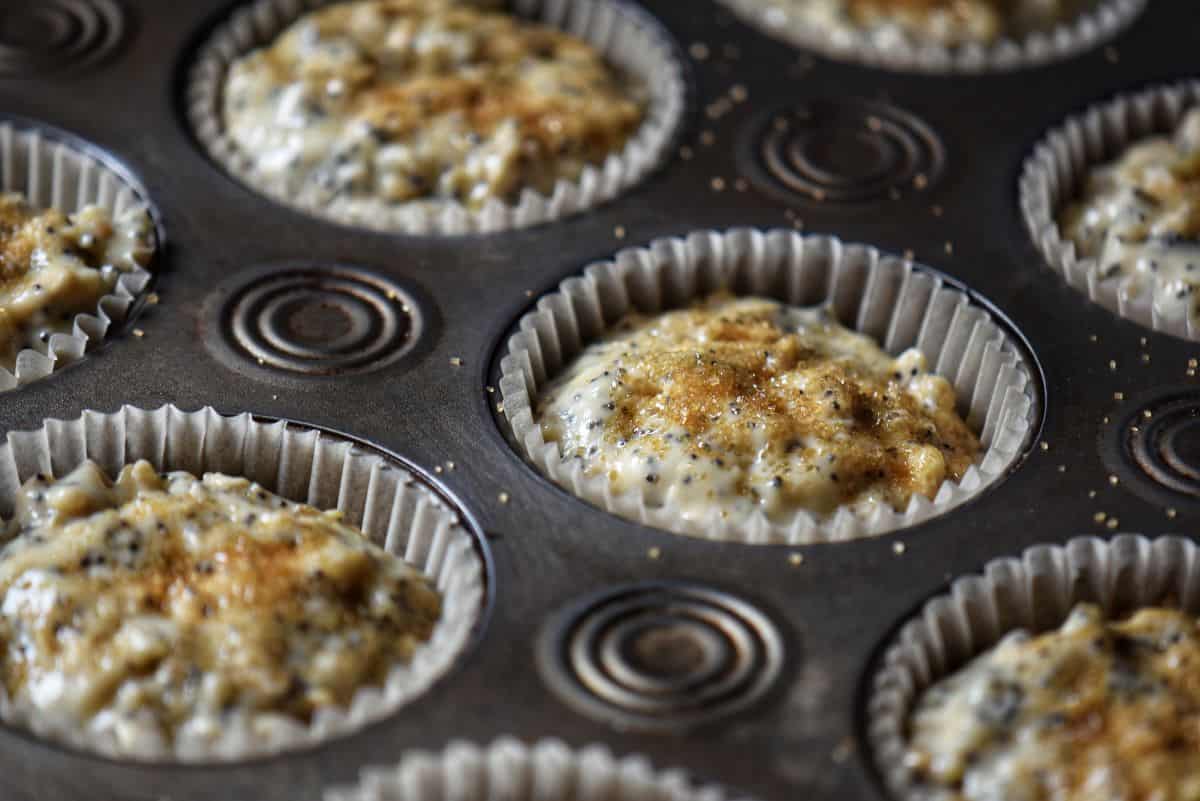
{"left": 537, "top": 294, "right": 981, "bottom": 523}
{"left": 908, "top": 604, "right": 1200, "bottom": 801}
{"left": 602, "top": 299, "right": 977, "bottom": 509}
{"left": 231, "top": 0, "right": 644, "bottom": 205}
{"left": 0, "top": 192, "right": 151, "bottom": 370}
{"left": 0, "top": 195, "right": 110, "bottom": 289}
{"left": 0, "top": 461, "right": 439, "bottom": 736}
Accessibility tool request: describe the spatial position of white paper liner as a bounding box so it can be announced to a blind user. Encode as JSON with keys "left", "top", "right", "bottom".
{"left": 0, "top": 404, "right": 487, "bottom": 762}
{"left": 497, "top": 228, "right": 1038, "bottom": 545}
{"left": 715, "top": 0, "right": 1144, "bottom": 73}
{"left": 866, "top": 534, "right": 1200, "bottom": 801}
{"left": 1020, "top": 80, "right": 1200, "bottom": 341}
{"left": 0, "top": 120, "right": 155, "bottom": 390}
{"left": 186, "top": 0, "right": 686, "bottom": 236}
{"left": 325, "top": 737, "right": 758, "bottom": 801}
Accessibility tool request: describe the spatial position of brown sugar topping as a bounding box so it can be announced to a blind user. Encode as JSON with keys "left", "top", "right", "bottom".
{"left": 0, "top": 195, "right": 45, "bottom": 286}
{"left": 538, "top": 293, "right": 981, "bottom": 520}
{"left": 909, "top": 605, "right": 1200, "bottom": 800}
{"left": 601, "top": 300, "right": 978, "bottom": 511}
{"left": 247, "top": 0, "right": 644, "bottom": 203}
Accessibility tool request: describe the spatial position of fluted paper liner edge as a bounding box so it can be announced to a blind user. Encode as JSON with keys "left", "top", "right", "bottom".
{"left": 498, "top": 228, "right": 1038, "bottom": 545}
{"left": 324, "top": 737, "right": 758, "bottom": 801}
{"left": 867, "top": 534, "right": 1200, "bottom": 800}
{"left": 186, "top": 0, "right": 686, "bottom": 236}
{"left": 0, "top": 405, "right": 486, "bottom": 762}
{"left": 716, "top": 0, "right": 1145, "bottom": 74}
{"left": 0, "top": 121, "right": 154, "bottom": 390}
{"left": 1020, "top": 80, "right": 1200, "bottom": 341}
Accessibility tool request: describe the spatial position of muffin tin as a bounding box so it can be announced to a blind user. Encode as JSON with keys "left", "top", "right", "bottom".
{"left": 0, "top": 0, "right": 1198, "bottom": 799}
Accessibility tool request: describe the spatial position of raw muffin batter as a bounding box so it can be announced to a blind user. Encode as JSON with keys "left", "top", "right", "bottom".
{"left": 535, "top": 294, "right": 980, "bottom": 527}
{"left": 222, "top": 0, "right": 645, "bottom": 216}
{"left": 743, "top": 0, "right": 1089, "bottom": 48}
{"left": 1062, "top": 108, "right": 1200, "bottom": 326}
{"left": 0, "top": 460, "right": 440, "bottom": 756}
{"left": 907, "top": 604, "right": 1200, "bottom": 801}
{"left": 0, "top": 192, "right": 152, "bottom": 371}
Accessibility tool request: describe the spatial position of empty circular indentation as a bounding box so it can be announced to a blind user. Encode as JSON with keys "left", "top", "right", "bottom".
{"left": 594, "top": 611, "right": 738, "bottom": 698}
{"left": 3, "top": 9, "right": 69, "bottom": 49}
{"left": 616, "top": 617, "right": 729, "bottom": 685}
{"left": 0, "top": 0, "right": 124, "bottom": 76}
{"left": 793, "top": 129, "right": 897, "bottom": 187}
{"left": 748, "top": 99, "right": 943, "bottom": 203}
{"left": 1128, "top": 395, "right": 1200, "bottom": 498}
{"left": 538, "top": 582, "right": 785, "bottom": 732}
{"left": 222, "top": 266, "right": 420, "bottom": 376}
{"left": 1164, "top": 421, "right": 1200, "bottom": 480}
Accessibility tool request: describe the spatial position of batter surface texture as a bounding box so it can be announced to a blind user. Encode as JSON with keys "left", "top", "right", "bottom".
{"left": 0, "top": 460, "right": 440, "bottom": 756}
{"left": 907, "top": 604, "right": 1200, "bottom": 801}
{"left": 734, "top": 0, "right": 1090, "bottom": 48}
{"left": 0, "top": 193, "right": 151, "bottom": 371}
{"left": 222, "top": 0, "right": 645, "bottom": 218}
{"left": 535, "top": 294, "right": 980, "bottom": 528}
{"left": 1062, "top": 108, "right": 1200, "bottom": 326}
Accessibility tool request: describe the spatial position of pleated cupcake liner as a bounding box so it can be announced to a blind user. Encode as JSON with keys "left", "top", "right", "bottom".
{"left": 498, "top": 228, "right": 1038, "bottom": 545}
{"left": 325, "top": 737, "right": 758, "bottom": 801}
{"left": 867, "top": 534, "right": 1200, "bottom": 800}
{"left": 187, "top": 0, "right": 686, "bottom": 235}
{"left": 1021, "top": 80, "right": 1200, "bottom": 340}
{"left": 0, "top": 404, "right": 487, "bottom": 762}
{"left": 716, "top": 0, "right": 1145, "bottom": 74}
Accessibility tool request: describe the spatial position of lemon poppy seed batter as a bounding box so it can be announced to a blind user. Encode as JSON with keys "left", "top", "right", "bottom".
{"left": 535, "top": 294, "right": 981, "bottom": 528}
{"left": 743, "top": 0, "right": 1088, "bottom": 48}
{"left": 1062, "top": 108, "right": 1200, "bottom": 326}
{"left": 0, "top": 193, "right": 152, "bottom": 372}
{"left": 0, "top": 460, "right": 440, "bottom": 756}
{"left": 907, "top": 604, "right": 1200, "bottom": 801}
{"left": 222, "top": 0, "right": 645, "bottom": 216}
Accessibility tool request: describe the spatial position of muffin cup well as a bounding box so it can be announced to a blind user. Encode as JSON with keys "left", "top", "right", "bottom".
{"left": 866, "top": 534, "right": 1199, "bottom": 801}
{"left": 325, "top": 737, "right": 758, "bottom": 801}
{"left": 186, "top": 0, "right": 686, "bottom": 236}
{"left": 497, "top": 228, "right": 1038, "bottom": 545}
{"left": 715, "top": 0, "right": 1145, "bottom": 74}
{"left": 0, "top": 120, "right": 155, "bottom": 390}
{"left": 1021, "top": 80, "right": 1200, "bottom": 341}
{"left": 0, "top": 404, "right": 487, "bottom": 762}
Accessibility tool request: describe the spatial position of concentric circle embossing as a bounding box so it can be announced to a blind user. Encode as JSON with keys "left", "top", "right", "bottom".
{"left": 748, "top": 100, "right": 944, "bottom": 203}
{"left": 1127, "top": 395, "right": 1200, "bottom": 498}
{"left": 538, "top": 582, "right": 785, "bottom": 732}
{"left": 0, "top": 0, "right": 124, "bottom": 77}
{"left": 222, "top": 266, "right": 419, "bottom": 376}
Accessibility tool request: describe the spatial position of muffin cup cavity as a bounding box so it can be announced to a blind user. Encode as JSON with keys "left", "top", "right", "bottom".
{"left": 186, "top": 0, "right": 687, "bottom": 236}
{"left": 867, "top": 534, "right": 1199, "bottom": 800}
{"left": 1021, "top": 80, "right": 1200, "bottom": 341}
{"left": 715, "top": 0, "right": 1145, "bottom": 74}
{"left": 0, "top": 120, "right": 155, "bottom": 391}
{"left": 0, "top": 404, "right": 487, "bottom": 762}
{"left": 324, "top": 737, "right": 757, "bottom": 801}
{"left": 497, "top": 228, "right": 1038, "bottom": 545}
